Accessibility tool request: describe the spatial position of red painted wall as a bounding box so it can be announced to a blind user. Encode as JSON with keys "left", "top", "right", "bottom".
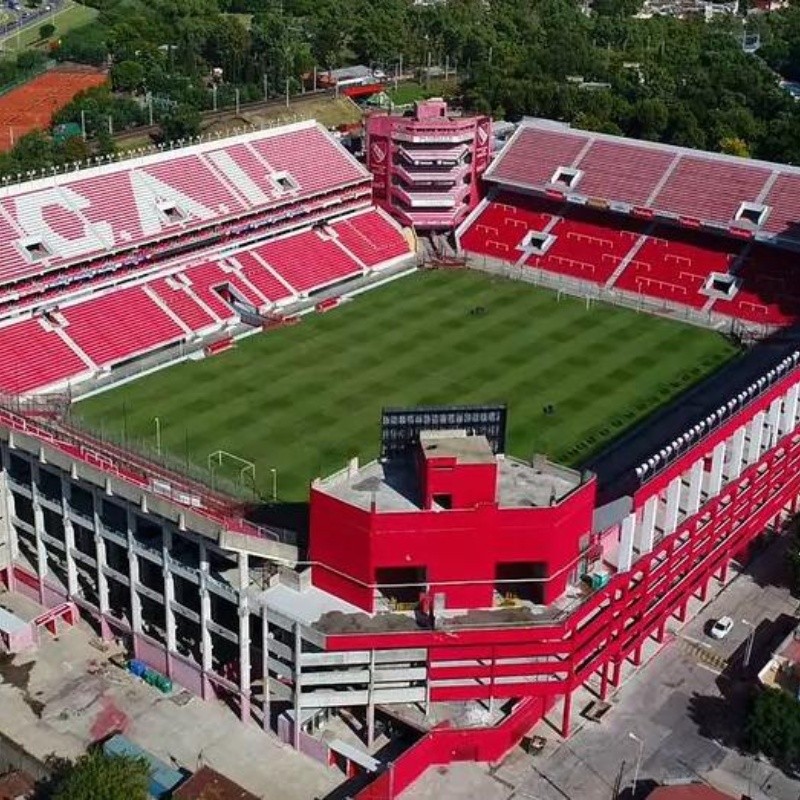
{"left": 365, "top": 108, "right": 491, "bottom": 229}
{"left": 309, "top": 488, "right": 375, "bottom": 610}
{"left": 418, "top": 451, "right": 497, "bottom": 509}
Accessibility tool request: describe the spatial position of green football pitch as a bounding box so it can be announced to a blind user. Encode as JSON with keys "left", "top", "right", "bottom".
{"left": 75, "top": 270, "right": 739, "bottom": 501}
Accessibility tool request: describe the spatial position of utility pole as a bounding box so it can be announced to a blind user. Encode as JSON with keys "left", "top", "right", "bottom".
{"left": 263, "top": 73, "right": 268, "bottom": 100}
{"left": 80, "top": 109, "right": 86, "bottom": 140}
{"left": 212, "top": 84, "right": 218, "bottom": 112}
{"left": 235, "top": 87, "right": 240, "bottom": 114}
{"left": 628, "top": 733, "right": 644, "bottom": 799}
{"left": 108, "top": 115, "right": 113, "bottom": 135}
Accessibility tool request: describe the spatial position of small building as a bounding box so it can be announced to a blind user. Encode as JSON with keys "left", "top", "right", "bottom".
{"left": 365, "top": 99, "right": 492, "bottom": 231}
{"left": 758, "top": 623, "right": 800, "bottom": 696}
{"left": 172, "top": 766, "right": 259, "bottom": 800}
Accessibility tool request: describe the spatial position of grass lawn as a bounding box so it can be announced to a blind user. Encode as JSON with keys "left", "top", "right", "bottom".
{"left": 387, "top": 80, "right": 458, "bottom": 106}
{"left": 0, "top": 2, "right": 98, "bottom": 51}
{"left": 75, "top": 270, "right": 738, "bottom": 501}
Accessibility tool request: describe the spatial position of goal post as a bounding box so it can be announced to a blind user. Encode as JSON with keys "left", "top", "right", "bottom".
{"left": 207, "top": 450, "right": 257, "bottom": 496}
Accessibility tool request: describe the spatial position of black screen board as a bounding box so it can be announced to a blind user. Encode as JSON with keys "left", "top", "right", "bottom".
{"left": 380, "top": 404, "right": 507, "bottom": 460}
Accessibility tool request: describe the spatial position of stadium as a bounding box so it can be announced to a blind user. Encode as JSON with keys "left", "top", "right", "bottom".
{"left": 1, "top": 105, "right": 800, "bottom": 798}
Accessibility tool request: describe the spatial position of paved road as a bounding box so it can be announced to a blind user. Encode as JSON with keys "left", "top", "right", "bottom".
{"left": 407, "top": 535, "right": 800, "bottom": 800}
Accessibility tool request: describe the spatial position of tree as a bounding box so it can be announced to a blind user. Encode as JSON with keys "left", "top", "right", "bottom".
{"left": 161, "top": 104, "right": 201, "bottom": 142}
{"left": 746, "top": 687, "right": 800, "bottom": 769}
{"left": 43, "top": 750, "right": 150, "bottom": 800}
{"left": 39, "top": 23, "right": 56, "bottom": 41}
{"left": 719, "top": 136, "right": 750, "bottom": 158}
{"left": 111, "top": 60, "right": 145, "bottom": 93}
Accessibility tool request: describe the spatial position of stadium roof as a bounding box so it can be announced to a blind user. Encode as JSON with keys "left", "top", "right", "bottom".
{"left": 485, "top": 118, "right": 800, "bottom": 244}
{"left": 0, "top": 119, "right": 370, "bottom": 289}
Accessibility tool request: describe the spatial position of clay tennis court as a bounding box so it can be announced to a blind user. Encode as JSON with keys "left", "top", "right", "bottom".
{"left": 0, "top": 65, "right": 107, "bottom": 152}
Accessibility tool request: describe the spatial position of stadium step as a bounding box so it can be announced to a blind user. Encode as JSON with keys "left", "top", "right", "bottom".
{"left": 52, "top": 325, "right": 97, "bottom": 371}
{"left": 144, "top": 284, "right": 194, "bottom": 336}
{"left": 605, "top": 225, "right": 655, "bottom": 289}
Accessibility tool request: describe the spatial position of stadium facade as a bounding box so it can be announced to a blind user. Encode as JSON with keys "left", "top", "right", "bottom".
{"left": 366, "top": 99, "right": 491, "bottom": 230}
{"left": 0, "top": 115, "right": 800, "bottom": 798}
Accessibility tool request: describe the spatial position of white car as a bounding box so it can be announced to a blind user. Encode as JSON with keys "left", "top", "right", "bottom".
{"left": 710, "top": 616, "right": 734, "bottom": 640}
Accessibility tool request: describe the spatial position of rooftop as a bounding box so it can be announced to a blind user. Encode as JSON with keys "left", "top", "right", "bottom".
{"left": 173, "top": 766, "right": 260, "bottom": 800}
{"left": 0, "top": 770, "right": 35, "bottom": 800}
{"left": 316, "top": 452, "right": 583, "bottom": 512}
{"left": 420, "top": 430, "right": 495, "bottom": 464}
{"left": 0, "top": 593, "right": 338, "bottom": 800}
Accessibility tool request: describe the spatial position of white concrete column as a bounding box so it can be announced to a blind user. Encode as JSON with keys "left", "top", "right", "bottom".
{"left": 238, "top": 553, "right": 251, "bottom": 719}
{"left": 617, "top": 512, "right": 635, "bottom": 572}
{"left": 639, "top": 495, "right": 657, "bottom": 554}
{"left": 199, "top": 544, "right": 213, "bottom": 677}
{"left": 366, "top": 649, "right": 376, "bottom": 747}
{"left": 687, "top": 458, "right": 704, "bottom": 515}
{"left": 0, "top": 467, "right": 19, "bottom": 568}
{"left": 62, "top": 517, "right": 78, "bottom": 597}
{"left": 127, "top": 511, "right": 142, "bottom": 635}
{"left": 782, "top": 384, "right": 799, "bottom": 436}
{"left": 261, "top": 602, "right": 271, "bottom": 731}
{"left": 747, "top": 411, "right": 765, "bottom": 463}
{"left": 664, "top": 476, "right": 682, "bottom": 535}
{"left": 60, "top": 477, "right": 77, "bottom": 597}
{"left": 29, "top": 464, "right": 48, "bottom": 588}
{"left": 92, "top": 490, "right": 110, "bottom": 616}
{"left": 709, "top": 440, "right": 727, "bottom": 496}
{"left": 162, "top": 529, "right": 176, "bottom": 655}
{"left": 728, "top": 426, "right": 747, "bottom": 481}
{"left": 0, "top": 445, "right": 17, "bottom": 571}
{"left": 767, "top": 397, "right": 783, "bottom": 449}
{"left": 293, "top": 622, "right": 302, "bottom": 750}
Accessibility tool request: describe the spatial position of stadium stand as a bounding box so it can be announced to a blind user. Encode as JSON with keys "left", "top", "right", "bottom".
{"left": 484, "top": 119, "right": 800, "bottom": 240}
{"left": 0, "top": 121, "right": 413, "bottom": 395}
{"left": 458, "top": 119, "right": 800, "bottom": 328}
{"left": 0, "top": 318, "right": 92, "bottom": 394}
{"left": 149, "top": 278, "right": 219, "bottom": 333}
{"left": 329, "top": 209, "right": 414, "bottom": 268}
{"left": 59, "top": 286, "right": 186, "bottom": 367}
{"left": 254, "top": 228, "right": 363, "bottom": 293}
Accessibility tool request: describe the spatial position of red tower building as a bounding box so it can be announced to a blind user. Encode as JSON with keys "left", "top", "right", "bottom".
{"left": 365, "top": 99, "right": 492, "bottom": 231}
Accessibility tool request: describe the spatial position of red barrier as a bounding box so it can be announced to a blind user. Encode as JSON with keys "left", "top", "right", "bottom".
{"left": 354, "top": 696, "right": 549, "bottom": 799}
{"left": 204, "top": 336, "right": 235, "bottom": 357}
{"left": 315, "top": 297, "right": 340, "bottom": 313}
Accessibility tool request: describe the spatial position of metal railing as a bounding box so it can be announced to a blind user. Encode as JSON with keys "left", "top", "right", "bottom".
{"left": 468, "top": 255, "right": 775, "bottom": 339}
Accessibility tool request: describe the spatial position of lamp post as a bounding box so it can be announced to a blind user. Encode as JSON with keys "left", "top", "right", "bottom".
{"left": 270, "top": 468, "right": 277, "bottom": 502}
{"left": 629, "top": 732, "right": 644, "bottom": 799}
{"left": 154, "top": 416, "right": 161, "bottom": 456}
{"left": 742, "top": 618, "right": 756, "bottom": 669}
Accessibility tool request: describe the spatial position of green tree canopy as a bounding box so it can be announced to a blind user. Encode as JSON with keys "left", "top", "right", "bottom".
{"left": 44, "top": 751, "right": 150, "bottom": 800}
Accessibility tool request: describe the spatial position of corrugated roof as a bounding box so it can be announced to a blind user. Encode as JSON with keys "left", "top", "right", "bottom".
{"left": 173, "top": 766, "right": 260, "bottom": 800}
